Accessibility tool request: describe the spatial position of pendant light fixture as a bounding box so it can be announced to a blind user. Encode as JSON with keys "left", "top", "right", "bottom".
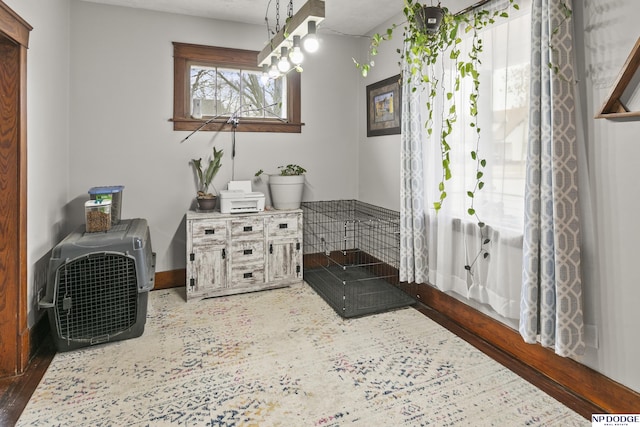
{"left": 257, "top": 0, "right": 325, "bottom": 79}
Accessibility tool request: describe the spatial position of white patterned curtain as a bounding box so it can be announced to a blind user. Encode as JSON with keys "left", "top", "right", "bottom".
{"left": 400, "top": 46, "right": 429, "bottom": 285}
{"left": 400, "top": 0, "right": 531, "bottom": 320}
{"left": 519, "top": 0, "right": 585, "bottom": 357}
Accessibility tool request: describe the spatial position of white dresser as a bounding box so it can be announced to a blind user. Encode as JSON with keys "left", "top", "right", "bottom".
{"left": 185, "top": 209, "right": 303, "bottom": 301}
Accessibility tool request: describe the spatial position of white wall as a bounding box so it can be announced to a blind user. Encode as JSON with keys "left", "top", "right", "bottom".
{"left": 4, "top": 0, "right": 71, "bottom": 327}
{"left": 68, "top": 1, "right": 361, "bottom": 272}
{"left": 357, "top": 0, "right": 640, "bottom": 393}
{"left": 355, "top": 14, "right": 403, "bottom": 211}
{"left": 573, "top": 0, "right": 640, "bottom": 395}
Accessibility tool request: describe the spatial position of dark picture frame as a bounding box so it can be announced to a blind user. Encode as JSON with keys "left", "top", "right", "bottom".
{"left": 366, "top": 74, "right": 402, "bottom": 137}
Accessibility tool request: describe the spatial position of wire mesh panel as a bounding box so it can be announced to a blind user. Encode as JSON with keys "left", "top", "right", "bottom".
{"left": 55, "top": 253, "right": 138, "bottom": 343}
{"left": 302, "top": 200, "right": 414, "bottom": 318}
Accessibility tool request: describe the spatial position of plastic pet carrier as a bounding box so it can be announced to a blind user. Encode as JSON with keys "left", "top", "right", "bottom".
{"left": 39, "top": 218, "right": 156, "bottom": 351}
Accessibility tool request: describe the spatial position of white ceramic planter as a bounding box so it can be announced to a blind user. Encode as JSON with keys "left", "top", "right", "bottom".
{"left": 269, "top": 174, "right": 305, "bottom": 210}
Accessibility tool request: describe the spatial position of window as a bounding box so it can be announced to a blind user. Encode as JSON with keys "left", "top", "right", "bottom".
{"left": 172, "top": 42, "right": 302, "bottom": 133}
{"left": 416, "top": 0, "right": 532, "bottom": 320}
{"left": 425, "top": 0, "right": 531, "bottom": 232}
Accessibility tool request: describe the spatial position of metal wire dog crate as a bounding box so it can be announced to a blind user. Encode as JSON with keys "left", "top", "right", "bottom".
{"left": 302, "top": 200, "right": 415, "bottom": 317}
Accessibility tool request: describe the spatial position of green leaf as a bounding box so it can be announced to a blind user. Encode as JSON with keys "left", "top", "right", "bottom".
{"left": 478, "top": 181, "right": 484, "bottom": 190}
{"left": 468, "top": 208, "right": 475, "bottom": 215}
{"left": 467, "top": 191, "right": 474, "bottom": 198}
{"left": 476, "top": 171, "right": 483, "bottom": 179}
{"left": 478, "top": 221, "right": 485, "bottom": 228}
{"left": 471, "top": 151, "right": 477, "bottom": 160}
{"left": 480, "top": 159, "right": 487, "bottom": 167}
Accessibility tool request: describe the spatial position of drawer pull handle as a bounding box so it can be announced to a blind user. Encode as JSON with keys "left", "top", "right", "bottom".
{"left": 243, "top": 249, "right": 253, "bottom": 255}
{"left": 279, "top": 223, "right": 288, "bottom": 229}
{"left": 205, "top": 229, "right": 215, "bottom": 235}
{"left": 244, "top": 226, "right": 253, "bottom": 232}
{"left": 243, "top": 272, "right": 253, "bottom": 279}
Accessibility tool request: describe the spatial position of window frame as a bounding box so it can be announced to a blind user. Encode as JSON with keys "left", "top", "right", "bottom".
{"left": 172, "top": 42, "right": 302, "bottom": 133}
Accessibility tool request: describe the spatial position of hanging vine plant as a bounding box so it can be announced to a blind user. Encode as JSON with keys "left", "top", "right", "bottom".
{"left": 356, "top": 0, "right": 519, "bottom": 216}
{"left": 355, "top": 0, "right": 519, "bottom": 273}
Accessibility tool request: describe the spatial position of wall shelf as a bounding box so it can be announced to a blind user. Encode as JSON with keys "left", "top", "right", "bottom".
{"left": 596, "top": 37, "right": 640, "bottom": 119}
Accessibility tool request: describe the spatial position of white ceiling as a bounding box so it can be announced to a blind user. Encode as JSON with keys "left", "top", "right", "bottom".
{"left": 77, "top": 0, "right": 406, "bottom": 36}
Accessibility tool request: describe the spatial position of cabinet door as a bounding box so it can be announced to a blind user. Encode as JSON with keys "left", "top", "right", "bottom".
{"left": 268, "top": 240, "right": 302, "bottom": 282}
{"left": 188, "top": 247, "right": 227, "bottom": 298}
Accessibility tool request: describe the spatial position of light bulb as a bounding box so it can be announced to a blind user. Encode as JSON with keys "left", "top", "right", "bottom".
{"left": 260, "top": 64, "right": 270, "bottom": 84}
{"left": 302, "top": 21, "right": 319, "bottom": 53}
{"left": 278, "top": 47, "right": 291, "bottom": 73}
{"left": 289, "top": 35, "right": 304, "bottom": 65}
{"left": 268, "top": 56, "right": 280, "bottom": 78}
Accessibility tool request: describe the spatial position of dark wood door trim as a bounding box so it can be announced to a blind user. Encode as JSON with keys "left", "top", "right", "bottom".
{"left": 0, "top": 0, "right": 31, "bottom": 378}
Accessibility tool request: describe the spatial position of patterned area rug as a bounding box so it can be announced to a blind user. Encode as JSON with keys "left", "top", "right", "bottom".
{"left": 18, "top": 284, "right": 588, "bottom": 426}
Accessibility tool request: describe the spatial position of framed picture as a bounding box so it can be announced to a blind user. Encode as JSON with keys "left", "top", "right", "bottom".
{"left": 366, "top": 74, "right": 402, "bottom": 137}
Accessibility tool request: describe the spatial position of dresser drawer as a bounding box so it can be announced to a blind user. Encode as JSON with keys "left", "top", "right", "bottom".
{"left": 267, "top": 214, "right": 300, "bottom": 238}
{"left": 191, "top": 220, "right": 227, "bottom": 246}
{"left": 230, "top": 264, "right": 265, "bottom": 286}
{"left": 231, "top": 240, "right": 264, "bottom": 265}
{"left": 231, "top": 217, "right": 264, "bottom": 241}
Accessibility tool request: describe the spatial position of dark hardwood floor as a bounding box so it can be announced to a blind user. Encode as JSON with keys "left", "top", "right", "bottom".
{"left": 0, "top": 337, "right": 55, "bottom": 426}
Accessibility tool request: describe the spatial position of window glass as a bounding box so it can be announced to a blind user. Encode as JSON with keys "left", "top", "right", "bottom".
{"left": 173, "top": 42, "right": 301, "bottom": 133}
{"left": 425, "top": 0, "right": 531, "bottom": 231}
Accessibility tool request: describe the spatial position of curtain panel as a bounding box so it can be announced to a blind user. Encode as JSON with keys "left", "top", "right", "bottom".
{"left": 400, "top": 47, "right": 429, "bottom": 285}
{"left": 519, "top": 0, "right": 585, "bottom": 357}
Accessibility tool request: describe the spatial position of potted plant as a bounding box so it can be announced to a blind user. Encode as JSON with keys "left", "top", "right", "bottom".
{"left": 191, "top": 146, "right": 223, "bottom": 211}
{"left": 353, "top": 0, "right": 519, "bottom": 273}
{"left": 255, "top": 164, "right": 307, "bottom": 210}
{"left": 354, "top": 0, "right": 519, "bottom": 215}
{"left": 415, "top": 4, "right": 444, "bottom": 33}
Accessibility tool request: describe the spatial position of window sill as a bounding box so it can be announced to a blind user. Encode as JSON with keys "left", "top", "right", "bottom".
{"left": 171, "top": 118, "right": 303, "bottom": 133}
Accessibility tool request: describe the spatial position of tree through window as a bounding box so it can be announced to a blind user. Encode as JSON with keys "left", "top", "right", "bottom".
{"left": 172, "top": 42, "right": 301, "bottom": 133}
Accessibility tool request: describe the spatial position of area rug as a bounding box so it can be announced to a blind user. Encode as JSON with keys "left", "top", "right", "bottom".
{"left": 18, "top": 283, "right": 588, "bottom": 426}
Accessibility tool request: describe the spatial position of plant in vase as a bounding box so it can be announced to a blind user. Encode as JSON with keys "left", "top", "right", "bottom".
{"left": 191, "top": 146, "right": 223, "bottom": 211}
{"left": 355, "top": 0, "right": 518, "bottom": 215}
{"left": 353, "top": 0, "right": 519, "bottom": 273}
{"left": 255, "top": 164, "right": 307, "bottom": 210}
